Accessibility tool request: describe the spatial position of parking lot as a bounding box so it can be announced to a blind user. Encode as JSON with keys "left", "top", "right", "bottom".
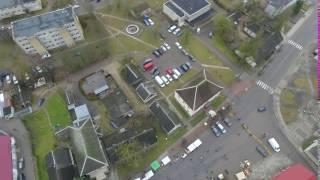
{"left": 138, "top": 24, "right": 203, "bottom": 94}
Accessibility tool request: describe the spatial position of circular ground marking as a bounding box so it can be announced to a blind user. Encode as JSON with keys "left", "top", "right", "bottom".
{"left": 126, "top": 24, "right": 139, "bottom": 35}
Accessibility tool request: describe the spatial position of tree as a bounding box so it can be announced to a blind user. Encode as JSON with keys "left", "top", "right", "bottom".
{"left": 117, "top": 141, "right": 140, "bottom": 163}
{"left": 213, "top": 14, "right": 234, "bottom": 43}
{"left": 292, "top": 0, "right": 304, "bottom": 15}
{"left": 239, "top": 38, "right": 262, "bottom": 57}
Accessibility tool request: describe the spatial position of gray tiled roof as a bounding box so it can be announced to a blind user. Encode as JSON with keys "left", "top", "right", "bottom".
{"left": 0, "top": 0, "right": 36, "bottom": 9}
{"left": 125, "top": 64, "right": 143, "bottom": 86}
{"left": 268, "top": 0, "right": 293, "bottom": 8}
{"left": 136, "top": 83, "right": 157, "bottom": 102}
{"left": 165, "top": 1, "right": 184, "bottom": 17}
{"left": 12, "top": 7, "right": 75, "bottom": 38}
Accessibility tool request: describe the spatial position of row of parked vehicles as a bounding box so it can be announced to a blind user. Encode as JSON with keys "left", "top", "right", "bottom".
{"left": 152, "top": 42, "right": 171, "bottom": 58}
{"left": 168, "top": 24, "right": 182, "bottom": 36}
{"left": 211, "top": 118, "right": 232, "bottom": 137}
{"left": 175, "top": 42, "right": 196, "bottom": 62}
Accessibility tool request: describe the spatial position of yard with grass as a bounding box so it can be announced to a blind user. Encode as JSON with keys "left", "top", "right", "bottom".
{"left": 212, "top": 36, "right": 238, "bottom": 64}
{"left": 169, "top": 96, "right": 189, "bottom": 119}
{"left": 206, "top": 68, "right": 235, "bottom": 86}
{"left": 293, "top": 74, "right": 311, "bottom": 94}
{"left": 44, "top": 92, "right": 71, "bottom": 129}
{"left": 79, "top": 14, "right": 109, "bottom": 41}
{"left": 23, "top": 110, "right": 57, "bottom": 180}
{"left": 280, "top": 88, "right": 298, "bottom": 123}
{"left": 211, "top": 94, "right": 227, "bottom": 109}
{"left": 0, "top": 36, "right": 32, "bottom": 76}
{"left": 215, "top": 0, "right": 242, "bottom": 11}
{"left": 117, "top": 125, "right": 187, "bottom": 179}
{"left": 190, "top": 111, "right": 206, "bottom": 127}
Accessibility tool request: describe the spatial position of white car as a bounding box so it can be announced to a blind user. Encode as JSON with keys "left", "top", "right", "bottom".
{"left": 175, "top": 42, "right": 182, "bottom": 50}
{"left": 172, "top": 73, "right": 179, "bottom": 80}
{"left": 173, "top": 68, "right": 181, "bottom": 77}
{"left": 166, "top": 74, "right": 173, "bottom": 81}
{"left": 163, "top": 43, "right": 171, "bottom": 50}
{"left": 168, "top": 25, "right": 177, "bottom": 33}
{"left": 268, "top": 137, "right": 280, "bottom": 152}
{"left": 6, "top": 75, "right": 11, "bottom": 84}
{"left": 173, "top": 28, "right": 181, "bottom": 35}
{"left": 161, "top": 45, "right": 167, "bottom": 52}
{"left": 216, "top": 121, "right": 226, "bottom": 134}
{"left": 161, "top": 76, "right": 169, "bottom": 85}
{"left": 148, "top": 18, "right": 154, "bottom": 26}
{"left": 12, "top": 75, "right": 18, "bottom": 84}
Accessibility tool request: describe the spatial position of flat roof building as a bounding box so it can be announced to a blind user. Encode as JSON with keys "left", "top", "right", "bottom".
{"left": 0, "top": 135, "right": 13, "bottom": 180}
{"left": 163, "top": 0, "right": 212, "bottom": 26}
{"left": 0, "top": 0, "right": 42, "bottom": 20}
{"left": 11, "top": 6, "right": 84, "bottom": 57}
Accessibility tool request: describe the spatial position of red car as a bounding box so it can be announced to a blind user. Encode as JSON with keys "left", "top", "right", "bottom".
{"left": 143, "top": 62, "right": 154, "bottom": 71}
{"left": 166, "top": 67, "right": 173, "bottom": 75}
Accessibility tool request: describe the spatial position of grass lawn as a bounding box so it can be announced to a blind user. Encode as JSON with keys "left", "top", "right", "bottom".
{"left": 190, "top": 111, "right": 206, "bottom": 127}
{"left": 52, "top": 0, "right": 73, "bottom": 9}
{"left": 139, "top": 28, "right": 162, "bottom": 46}
{"left": 0, "top": 36, "right": 32, "bottom": 76}
{"left": 181, "top": 33, "right": 223, "bottom": 66}
{"left": 98, "top": 15, "right": 129, "bottom": 30}
{"left": 211, "top": 94, "right": 227, "bottom": 109}
{"left": 93, "top": 101, "right": 114, "bottom": 135}
{"left": 79, "top": 14, "right": 109, "bottom": 41}
{"left": 293, "top": 74, "right": 311, "bottom": 94}
{"left": 169, "top": 96, "right": 189, "bottom": 119}
{"left": 212, "top": 36, "right": 238, "bottom": 64}
{"left": 161, "top": 69, "right": 199, "bottom": 96}
{"left": 23, "top": 110, "right": 57, "bottom": 180}
{"left": 206, "top": 68, "right": 235, "bottom": 86}
{"left": 216, "top": 0, "right": 241, "bottom": 11}
{"left": 117, "top": 126, "right": 187, "bottom": 179}
{"left": 109, "top": 34, "right": 154, "bottom": 54}
{"left": 45, "top": 92, "right": 71, "bottom": 129}
{"left": 280, "top": 89, "right": 298, "bottom": 123}
{"left": 302, "top": 136, "right": 318, "bottom": 150}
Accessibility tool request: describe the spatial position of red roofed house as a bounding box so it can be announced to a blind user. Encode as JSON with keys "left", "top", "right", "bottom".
{"left": 272, "top": 163, "right": 316, "bottom": 180}
{"left": 0, "top": 135, "right": 13, "bottom": 180}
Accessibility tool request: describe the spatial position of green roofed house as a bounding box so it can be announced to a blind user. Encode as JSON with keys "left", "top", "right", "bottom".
{"left": 150, "top": 160, "right": 161, "bottom": 171}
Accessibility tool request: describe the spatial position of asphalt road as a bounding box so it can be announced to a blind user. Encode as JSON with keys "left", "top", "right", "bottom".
{"left": 153, "top": 9, "right": 316, "bottom": 180}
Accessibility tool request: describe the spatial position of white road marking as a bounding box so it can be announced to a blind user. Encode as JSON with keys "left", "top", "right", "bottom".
{"left": 256, "top": 80, "right": 274, "bottom": 94}
{"left": 288, "top": 40, "right": 303, "bottom": 50}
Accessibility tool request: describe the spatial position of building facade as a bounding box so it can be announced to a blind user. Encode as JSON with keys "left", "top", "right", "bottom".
{"left": 11, "top": 6, "right": 84, "bottom": 57}
{"left": 0, "top": 0, "right": 42, "bottom": 20}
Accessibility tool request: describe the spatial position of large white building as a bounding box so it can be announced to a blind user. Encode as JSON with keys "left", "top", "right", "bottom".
{"left": 0, "top": 0, "right": 42, "bottom": 20}
{"left": 11, "top": 6, "right": 84, "bottom": 57}
{"left": 163, "top": 0, "right": 212, "bottom": 26}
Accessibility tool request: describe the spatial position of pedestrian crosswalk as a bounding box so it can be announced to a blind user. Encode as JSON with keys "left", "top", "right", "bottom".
{"left": 256, "top": 80, "right": 274, "bottom": 94}
{"left": 288, "top": 40, "right": 303, "bottom": 50}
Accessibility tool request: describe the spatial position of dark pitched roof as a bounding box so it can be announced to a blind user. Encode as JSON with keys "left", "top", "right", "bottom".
{"left": 149, "top": 100, "right": 181, "bottom": 134}
{"left": 172, "top": 0, "right": 210, "bottom": 15}
{"left": 256, "top": 31, "right": 283, "bottom": 62}
{"left": 246, "top": 23, "right": 261, "bottom": 34}
{"left": 136, "top": 83, "right": 157, "bottom": 103}
{"left": 165, "top": 1, "right": 184, "bottom": 17}
{"left": 45, "top": 148, "right": 77, "bottom": 180}
{"left": 175, "top": 69, "right": 223, "bottom": 111}
{"left": 124, "top": 64, "right": 144, "bottom": 86}
{"left": 229, "top": 11, "right": 244, "bottom": 23}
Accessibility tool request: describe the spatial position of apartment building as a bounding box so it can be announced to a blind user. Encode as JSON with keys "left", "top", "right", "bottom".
{"left": 0, "top": 0, "right": 42, "bottom": 20}
{"left": 11, "top": 6, "right": 84, "bottom": 57}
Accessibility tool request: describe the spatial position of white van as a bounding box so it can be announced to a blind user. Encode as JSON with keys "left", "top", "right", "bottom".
{"left": 268, "top": 137, "right": 280, "bottom": 152}
{"left": 155, "top": 76, "right": 165, "bottom": 87}
{"left": 173, "top": 68, "right": 181, "bottom": 77}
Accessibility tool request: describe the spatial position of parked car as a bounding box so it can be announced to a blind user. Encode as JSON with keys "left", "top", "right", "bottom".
{"left": 161, "top": 76, "right": 169, "bottom": 85}
{"left": 268, "top": 137, "right": 280, "bottom": 152}
{"left": 151, "top": 67, "right": 159, "bottom": 75}
{"left": 172, "top": 73, "right": 179, "bottom": 80}
{"left": 173, "top": 28, "right": 181, "bottom": 35}
{"left": 256, "top": 145, "right": 268, "bottom": 158}
{"left": 176, "top": 30, "right": 183, "bottom": 37}
{"left": 177, "top": 66, "right": 185, "bottom": 74}
{"left": 147, "top": 18, "right": 154, "bottom": 26}
{"left": 12, "top": 75, "right": 18, "bottom": 84}
{"left": 166, "top": 67, "right": 173, "bottom": 75}
{"left": 157, "top": 48, "right": 164, "bottom": 55}
{"left": 168, "top": 25, "right": 177, "bottom": 33}
{"left": 161, "top": 45, "right": 167, "bottom": 52}
{"left": 216, "top": 121, "right": 227, "bottom": 134}
{"left": 173, "top": 68, "right": 181, "bottom": 77}
{"left": 223, "top": 118, "right": 232, "bottom": 127}
{"left": 18, "top": 158, "right": 24, "bottom": 169}
{"left": 166, "top": 74, "right": 173, "bottom": 81}
{"left": 152, "top": 50, "right": 160, "bottom": 57}
{"left": 143, "top": 58, "right": 153, "bottom": 65}
{"left": 187, "top": 54, "right": 196, "bottom": 62}
{"left": 19, "top": 173, "right": 25, "bottom": 180}
{"left": 211, "top": 126, "right": 221, "bottom": 137}
{"left": 180, "top": 64, "right": 189, "bottom": 72}
{"left": 175, "top": 42, "right": 182, "bottom": 49}
{"left": 257, "top": 106, "right": 267, "bottom": 112}
{"left": 185, "top": 62, "right": 192, "bottom": 69}
{"left": 181, "top": 49, "right": 189, "bottom": 56}
{"left": 143, "top": 62, "right": 153, "bottom": 71}
{"left": 155, "top": 76, "right": 165, "bottom": 87}
{"left": 163, "top": 42, "right": 171, "bottom": 50}
{"left": 37, "top": 98, "right": 45, "bottom": 107}
{"left": 143, "top": 19, "right": 150, "bottom": 26}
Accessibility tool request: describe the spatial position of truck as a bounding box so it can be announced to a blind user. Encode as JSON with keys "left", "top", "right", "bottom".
{"left": 185, "top": 139, "right": 202, "bottom": 153}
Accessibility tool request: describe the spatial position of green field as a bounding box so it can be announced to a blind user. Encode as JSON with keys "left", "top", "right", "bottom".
{"left": 45, "top": 92, "right": 71, "bottom": 129}
{"left": 190, "top": 111, "right": 206, "bottom": 126}
{"left": 23, "top": 110, "right": 57, "bottom": 180}
{"left": 280, "top": 89, "right": 298, "bottom": 123}
{"left": 206, "top": 68, "right": 235, "bottom": 86}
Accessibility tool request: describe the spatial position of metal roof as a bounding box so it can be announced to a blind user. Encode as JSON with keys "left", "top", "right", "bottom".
{"left": 0, "top": 136, "right": 12, "bottom": 180}
{"left": 0, "top": 0, "right": 36, "bottom": 9}
{"left": 12, "top": 6, "right": 75, "bottom": 38}
{"left": 171, "top": 0, "right": 210, "bottom": 15}
{"left": 165, "top": 1, "right": 184, "bottom": 17}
